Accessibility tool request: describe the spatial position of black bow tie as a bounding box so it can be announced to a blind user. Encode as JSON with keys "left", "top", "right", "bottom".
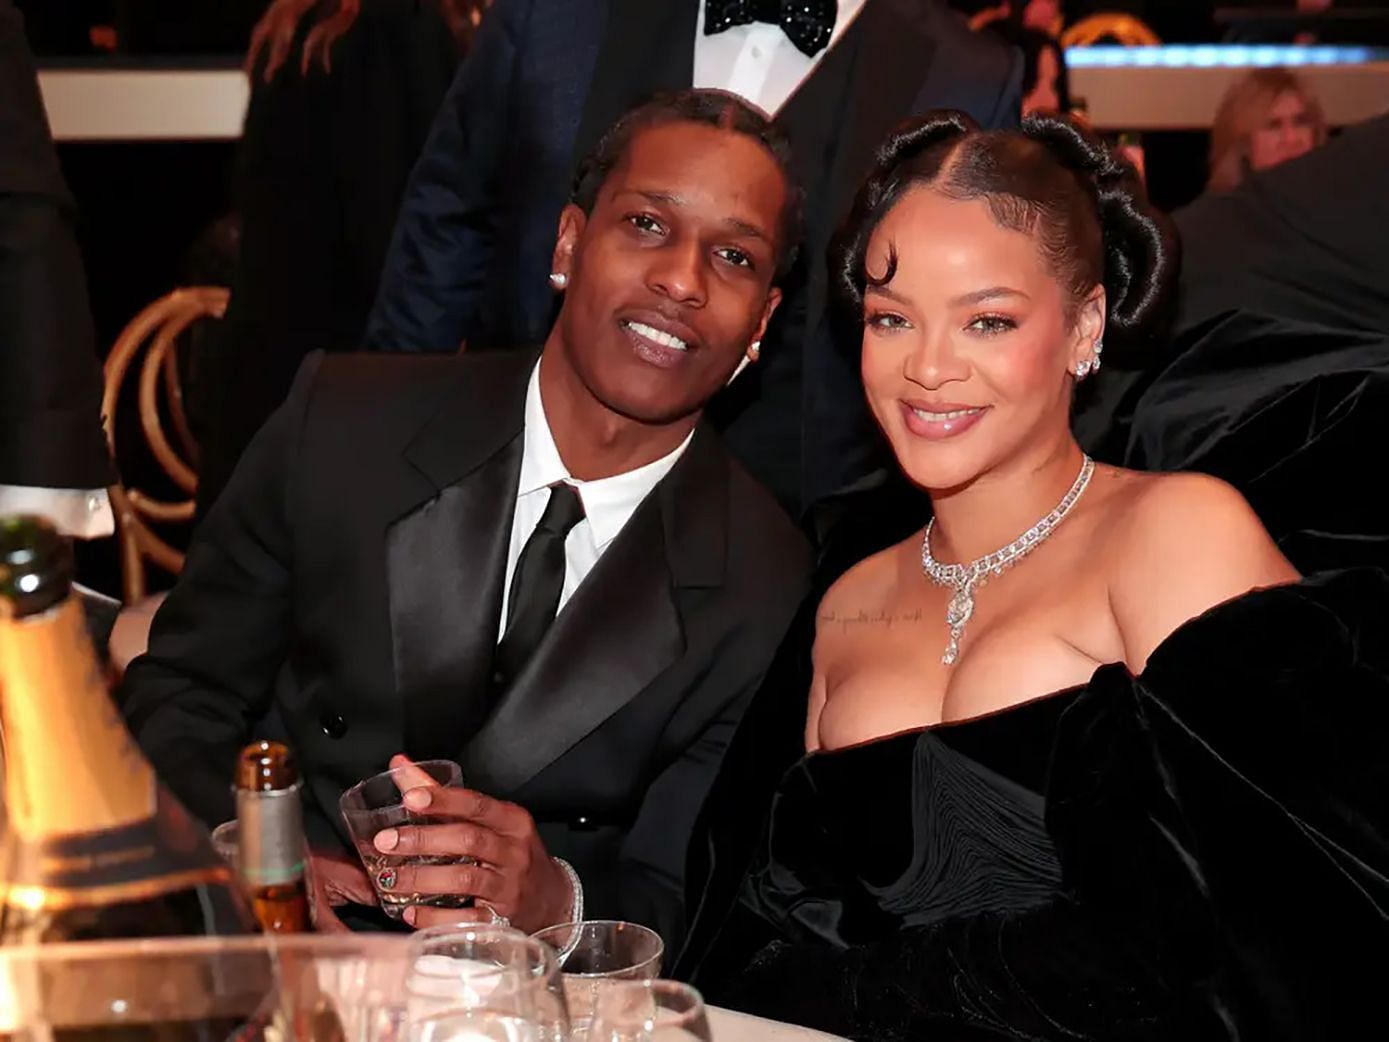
{"left": 704, "top": 0, "right": 837, "bottom": 58}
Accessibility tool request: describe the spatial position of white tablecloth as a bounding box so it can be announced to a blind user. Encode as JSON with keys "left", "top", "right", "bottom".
{"left": 707, "top": 1006, "right": 846, "bottom": 1041}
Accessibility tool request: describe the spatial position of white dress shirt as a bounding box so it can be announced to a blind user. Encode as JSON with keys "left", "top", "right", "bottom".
{"left": 0, "top": 485, "right": 113, "bottom": 539}
{"left": 692, "top": 0, "right": 868, "bottom": 116}
{"left": 499, "top": 363, "right": 693, "bottom": 633}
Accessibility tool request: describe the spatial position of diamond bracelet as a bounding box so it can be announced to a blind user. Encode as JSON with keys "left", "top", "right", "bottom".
{"left": 551, "top": 857, "right": 584, "bottom": 960}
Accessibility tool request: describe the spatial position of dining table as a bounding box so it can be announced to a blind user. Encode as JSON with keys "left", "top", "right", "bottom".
{"left": 707, "top": 1005, "right": 847, "bottom": 1041}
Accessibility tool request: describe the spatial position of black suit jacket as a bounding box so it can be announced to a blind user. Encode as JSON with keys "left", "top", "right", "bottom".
{"left": 0, "top": 0, "right": 112, "bottom": 489}
{"left": 1073, "top": 113, "right": 1389, "bottom": 463}
{"left": 1174, "top": 113, "right": 1389, "bottom": 339}
{"left": 121, "top": 350, "right": 811, "bottom": 949}
{"left": 365, "top": 0, "right": 1021, "bottom": 516}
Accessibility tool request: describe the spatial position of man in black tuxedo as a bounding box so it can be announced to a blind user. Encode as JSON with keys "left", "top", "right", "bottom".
{"left": 122, "top": 90, "right": 811, "bottom": 946}
{"left": 364, "top": 0, "right": 1021, "bottom": 520}
{"left": 0, "top": 0, "right": 114, "bottom": 534}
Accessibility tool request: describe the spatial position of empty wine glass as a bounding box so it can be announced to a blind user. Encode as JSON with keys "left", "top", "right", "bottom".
{"left": 340, "top": 758, "right": 468, "bottom": 919}
{"left": 586, "top": 980, "right": 711, "bottom": 1042}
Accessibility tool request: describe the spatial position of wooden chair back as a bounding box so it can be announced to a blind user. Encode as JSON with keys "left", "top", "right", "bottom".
{"left": 1061, "top": 13, "right": 1162, "bottom": 47}
{"left": 102, "top": 286, "right": 228, "bottom": 603}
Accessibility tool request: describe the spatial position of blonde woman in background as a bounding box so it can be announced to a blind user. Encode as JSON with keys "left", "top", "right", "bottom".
{"left": 1209, "top": 67, "right": 1327, "bottom": 192}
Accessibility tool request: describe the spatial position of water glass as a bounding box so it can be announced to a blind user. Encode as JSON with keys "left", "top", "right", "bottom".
{"left": 406, "top": 924, "right": 569, "bottom": 1039}
{"left": 529, "top": 921, "right": 663, "bottom": 1037}
{"left": 211, "top": 819, "right": 240, "bottom": 867}
{"left": 587, "top": 980, "right": 712, "bottom": 1042}
{"left": 411, "top": 1006, "right": 546, "bottom": 1042}
{"left": 340, "top": 758, "right": 468, "bottom": 919}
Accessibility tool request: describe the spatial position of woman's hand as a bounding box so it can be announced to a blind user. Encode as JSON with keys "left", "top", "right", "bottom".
{"left": 246, "top": 0, "right": 361, "bottom": 83}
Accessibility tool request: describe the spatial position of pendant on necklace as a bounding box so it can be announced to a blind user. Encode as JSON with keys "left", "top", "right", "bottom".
{"left": 942, "top": 584, "right": 975, "bottom": 666}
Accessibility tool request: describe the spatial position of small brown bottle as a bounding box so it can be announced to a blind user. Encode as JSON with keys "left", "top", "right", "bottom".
{"left": 234, "top": 740, "right": 309, "bottom": 933}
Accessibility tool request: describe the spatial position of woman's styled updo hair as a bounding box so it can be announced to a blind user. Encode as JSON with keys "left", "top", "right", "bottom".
{"left": 832, "top": 111, "right": 1178, "bottom": 361}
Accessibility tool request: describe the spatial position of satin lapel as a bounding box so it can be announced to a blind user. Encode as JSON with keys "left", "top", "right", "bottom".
{"left": 572, "top": 0, "right": 699, "bottom": 165}
{"left": 461, "top": 424, "right": 729, "bottom": 794}
{"left": 388, "top": 353, "right": 534, "bottom": 762}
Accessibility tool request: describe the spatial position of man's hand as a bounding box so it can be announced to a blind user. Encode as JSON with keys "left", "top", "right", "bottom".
{"left": 373, "top": 784, "right": 574, "bottom": 934}
{"left": 306, "top": 851, "right": 376, "bottom": 933}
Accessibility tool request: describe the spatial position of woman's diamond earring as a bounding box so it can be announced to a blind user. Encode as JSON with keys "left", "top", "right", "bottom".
{"left": 1074, "top": 359, "right": 1092, "bottom": 379}
{"left": 549, "top": 272, "right": 568, "bottom": 290}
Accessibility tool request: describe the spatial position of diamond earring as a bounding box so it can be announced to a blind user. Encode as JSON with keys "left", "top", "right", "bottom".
{"left": 1074, "top": 359, "right": 1092, "bottom": 379}
{"left": 1092, "top": 338, "right": 1103, "bottom": 372}
{"left": 549, "top": 272, "right": 568, "bottom": 290}
{"left": 749, "top": 340, "right": 761, "bottom": 361}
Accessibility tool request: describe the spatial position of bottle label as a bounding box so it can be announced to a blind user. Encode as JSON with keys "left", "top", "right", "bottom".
{"left": 1, "top": 791, "right": 229, "bottom": 909}
{"left": 236, "top": 785, "right": 305, "bottom": 888}
{"left": 0, "top": 601, "right": 156, "bottom": 840}
{"left": 1, "top": 599, "right": 230, "bottom": 910}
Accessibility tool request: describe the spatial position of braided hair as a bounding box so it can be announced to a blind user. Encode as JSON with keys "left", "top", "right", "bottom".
{"left": 832, "top": 111, "right": 1178, "bottom": 361}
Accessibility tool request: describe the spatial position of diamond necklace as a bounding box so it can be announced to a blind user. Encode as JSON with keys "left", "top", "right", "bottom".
{"left": 921, "top": 455, "right": 1095, "bottom": 666}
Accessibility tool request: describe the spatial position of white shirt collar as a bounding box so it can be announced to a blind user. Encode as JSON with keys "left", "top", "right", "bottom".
{"left": 518, "top": 361, "right": 693, "bottom": 549}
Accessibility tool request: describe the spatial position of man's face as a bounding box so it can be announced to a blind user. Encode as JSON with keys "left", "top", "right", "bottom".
{"left": 549, "top": 120, "right": 786, "bottom": 426}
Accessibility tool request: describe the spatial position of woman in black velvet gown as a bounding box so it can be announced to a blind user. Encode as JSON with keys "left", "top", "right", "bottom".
{"left": 677, "top": 112, "right": 1389, "bottom": 1041}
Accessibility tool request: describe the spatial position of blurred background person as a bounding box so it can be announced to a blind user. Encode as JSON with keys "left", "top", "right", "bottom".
{"left": 192, "top": 0, "right": 478, "bottom": 520}
{"left": 984, "top": 17, "right": 1071, "bottom": 115}
{"left": 1208, "top": 67, "right": 1327, "bottom": 192}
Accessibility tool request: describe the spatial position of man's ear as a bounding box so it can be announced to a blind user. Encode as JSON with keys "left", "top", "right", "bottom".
{"left": 551, "top": 204, "right": 586, "bottom": 283}
{"left": 752, "top": 286, "right": 783, "bottom": 345}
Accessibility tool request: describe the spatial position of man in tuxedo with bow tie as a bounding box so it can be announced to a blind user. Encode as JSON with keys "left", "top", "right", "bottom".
{"left": 364, "top": 0, "right": 1021, "bottom": 524}
{"left": 122, "top": 90, "right": 811, "bottom": 947}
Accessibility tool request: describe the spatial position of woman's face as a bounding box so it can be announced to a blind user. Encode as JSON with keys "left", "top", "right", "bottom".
{"left": 1024, "top": 46, "right": 1061, "bottom": 115}
{"left": 859, "top": 187, "right": 1101, "bottom": 493}
{"left": 1248, "top": 91, "right": 1317, "bottom": 172}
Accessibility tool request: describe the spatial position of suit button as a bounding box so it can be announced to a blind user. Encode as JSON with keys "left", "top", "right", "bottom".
{"left": 320, "top": 713, "right": 348, "bottom": 739}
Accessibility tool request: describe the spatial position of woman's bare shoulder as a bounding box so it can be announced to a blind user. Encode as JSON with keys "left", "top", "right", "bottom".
{"left": 1101, "top": 469, "right": 1299, "bottom": 669}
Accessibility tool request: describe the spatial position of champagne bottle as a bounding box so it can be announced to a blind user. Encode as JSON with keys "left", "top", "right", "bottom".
{"left": 0, "top": 515, "right": 253, "bottom": 943}
{"left": 234, "top": 741, "right": 309, "bottom": 934}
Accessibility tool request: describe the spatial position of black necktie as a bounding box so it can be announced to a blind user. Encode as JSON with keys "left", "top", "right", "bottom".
{"left": 704, "top": 0, "right": 837, "bottom": 59}
{"left": 494, "top": 483, "right": 586, "bottom": 690}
